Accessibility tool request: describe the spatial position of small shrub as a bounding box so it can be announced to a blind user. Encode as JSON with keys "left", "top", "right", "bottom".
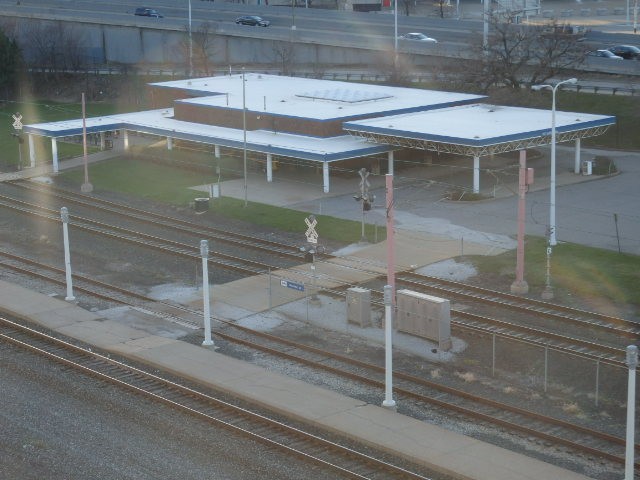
{"left": 444, "top": 189, "right": 490, "bottom": 201}
{"left": 591, "top": 156, "right": 617, "bottom": 175}
{"left": 562, "top": 402, "right": 582, "bottom": 415}
{"left": 454, "top": 371, "right": 476, "bottom": 383}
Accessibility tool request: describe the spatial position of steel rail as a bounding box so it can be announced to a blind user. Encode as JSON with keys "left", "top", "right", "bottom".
{"left": 0, "top": 316, "right": 431, "bottom": 480}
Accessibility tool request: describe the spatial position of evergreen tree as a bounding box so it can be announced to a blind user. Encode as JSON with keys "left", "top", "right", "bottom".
{"left": 0, "top": 29, "right": 22, "bottom": 99}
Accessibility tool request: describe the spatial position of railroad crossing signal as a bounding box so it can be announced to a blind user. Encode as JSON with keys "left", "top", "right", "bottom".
{"left": 12, "top": 113, "right": 23, "bottom": 131}
{"left": 358, "top": 167, "right": 370, "bottom": 196}
{"left": 305, "top": 215, "right": 318, "bottom": 244}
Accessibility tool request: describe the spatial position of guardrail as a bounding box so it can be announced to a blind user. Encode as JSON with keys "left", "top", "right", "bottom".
{"left": 27, "top": 66, "right": 640, "bottom": 96}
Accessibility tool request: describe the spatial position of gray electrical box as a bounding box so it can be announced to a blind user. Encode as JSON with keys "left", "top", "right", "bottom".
{"left": 396, "top": 289, "right": 452, "bottom": 351}
{"left": 347, "top": 287, "right": 371, "bottom": 327}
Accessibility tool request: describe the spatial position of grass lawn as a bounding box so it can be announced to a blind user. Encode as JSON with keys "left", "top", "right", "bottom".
{"left": 60, "top": 157, "right": 385, "bottom": 245}
{"left": 470, "top": 236, "right": 640, "bottom": 314}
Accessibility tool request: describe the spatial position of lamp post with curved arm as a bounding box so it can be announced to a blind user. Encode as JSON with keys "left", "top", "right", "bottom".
{"left": 531, "top": 77, "right": 577, "bottom": 247}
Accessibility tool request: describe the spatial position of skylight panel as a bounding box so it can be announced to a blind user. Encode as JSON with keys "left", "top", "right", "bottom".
{"left": 296, "top": 89, "right": 392, "bottom": 103}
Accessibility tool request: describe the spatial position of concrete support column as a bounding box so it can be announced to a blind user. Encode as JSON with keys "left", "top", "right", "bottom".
{"left": 511, "top": 150, "right": 529, "bottom": 294}
{"left": 473, "top": 155, "right": 480, "bottom": 193}
{"left": 99, "top": 132, "right": 105, "bottom": 151}
{"left": 122, "top": 129, "right": 129, "bottom": 150}
{"left": 28, "top": 134, "right": 36, "bottom": 167}
{"left": 266, "top": 153, "right": 273, "bottom": 182}
{"left": 214, "top": 144, "right": 220, "bottom": 158}
{"left": 322, "top": 162, "right": 330, "bottom": 193}
{"left": 387, "top": 151, "right": 394, "bottom": 176}
{"left": 51, "top": 138, "right": 59, "bottom": 173}
{"left": 167, "top": 136, "right": 173, "bottom": 151}
{"left": 574, "top": 137, "right": 581, "bottom": 174}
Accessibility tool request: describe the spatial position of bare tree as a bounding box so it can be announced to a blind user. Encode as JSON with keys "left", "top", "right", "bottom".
{"left": 400, "top": 0, "right": 412, "bottom": 16}
{"left": 177, "top": 21, "right": 219, "bottom": 76}
{"left": 271, "top": 41, "right": 295, "bottom": 75}
{"left": 373, "top": 51, "right": 414, "bottom": 86}
{"left": 25, "top": 21, "right": 87, "bottom": 77}
{"left": 459, "top": 12, "right": 587, "bottom": 92}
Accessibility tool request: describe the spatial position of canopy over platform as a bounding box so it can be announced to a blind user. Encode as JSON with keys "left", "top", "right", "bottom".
{"left": 23, "top": 109, "right": 392, "bottom": 162}
{"left": 343, "top": 103, "right": 616, "bottom": 156}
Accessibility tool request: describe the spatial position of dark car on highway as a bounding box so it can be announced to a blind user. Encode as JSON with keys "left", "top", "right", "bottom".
{"left": 608, "top": 45, "right": 640, "bottom": 60}
{"left": 134, "top": 7, "right": 163, "bottom": 18}
{"left": 235, "top": 15, "right": 270, "bottom": 27}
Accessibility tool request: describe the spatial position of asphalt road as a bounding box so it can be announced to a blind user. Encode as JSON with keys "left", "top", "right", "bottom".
{"left": 291, "top": 145, "right": 640, "bottom": 255}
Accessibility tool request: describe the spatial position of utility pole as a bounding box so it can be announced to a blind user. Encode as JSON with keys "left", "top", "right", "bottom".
{"left": 81, "top": 93, "right": 93, "bottom": 193}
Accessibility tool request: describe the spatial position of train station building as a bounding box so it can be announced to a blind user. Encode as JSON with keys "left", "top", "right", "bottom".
{"left": 23, "top": 73, "right": 616, "bottom": 194}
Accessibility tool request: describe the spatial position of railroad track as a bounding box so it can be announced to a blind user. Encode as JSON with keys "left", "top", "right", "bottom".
{"left": 1, "top": 253, "right": 636, "bottom": 473}
{"left": 9, "top": 181, "right": 638, "bottom": 350}
{"left": 0, "top": 316, "right": 432, "bottom": 480}
{"left": 0, "top": 193, "right": 282, "bottom": 275}
{"left": 8, "top": 179, "right": 304, "bottom": 260}
{"left": 396, "top": 271, "right": 640, "bottom": 338}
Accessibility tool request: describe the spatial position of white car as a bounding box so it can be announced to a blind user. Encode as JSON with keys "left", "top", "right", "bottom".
{"left": 588, "top": 49, "right": 623, "bottom": 60}
{"left": 398, "top": 32, "right": 437, "bottom": 43}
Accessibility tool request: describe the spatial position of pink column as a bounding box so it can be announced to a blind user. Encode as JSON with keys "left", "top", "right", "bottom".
{"left": 511, "top": 150, "right": 529, "bottom": 294}
{"left": 386, "top": 174, "right": 395, "bottom": 301}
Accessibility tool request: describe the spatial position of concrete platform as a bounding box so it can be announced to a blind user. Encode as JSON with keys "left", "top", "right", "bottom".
{"left": 0, "top": 280, "right": 594, "bottom": 480}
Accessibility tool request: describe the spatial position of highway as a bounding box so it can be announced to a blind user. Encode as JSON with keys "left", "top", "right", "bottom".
{"left": 0, "top": 0, "right": 639, "bottom": 74}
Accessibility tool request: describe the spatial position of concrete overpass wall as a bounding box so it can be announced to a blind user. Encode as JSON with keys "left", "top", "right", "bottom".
{"left": 0, "top": 15, "right": 399, "bottom": 68}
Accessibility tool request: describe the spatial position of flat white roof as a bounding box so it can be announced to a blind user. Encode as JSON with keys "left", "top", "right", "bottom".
{"left": 344, "top": 103, "right": 616, "bottom": 147}
{"left": 153, "top": 73, "right": 485, "bottom": 120}
{"left": 24, "top": 109, "right": 392, "bottom": 162}
{"left": 23, "top": 75, "right": 616, "bottom": 162}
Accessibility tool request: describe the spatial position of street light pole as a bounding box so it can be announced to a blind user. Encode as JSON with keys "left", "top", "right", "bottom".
{"left": 394, "top": 0, "right": 398, "bottom": 66}
{"left": 188, "top": 0, "right": 193, "bottom": 76}
{"left": 531, "top": 78, "right": 577, "bottom": 247}
{"left": 291, "top": 0, "right": 296, "bottom": 30}
{"left": 242, "top": 68, "right": 248, "bottom": 207}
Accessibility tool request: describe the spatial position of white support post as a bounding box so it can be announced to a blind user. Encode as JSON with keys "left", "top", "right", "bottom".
{"left": 322, "top": 162, "right": 330, "bottom": 193}
{"left": 99, "top": 132, "right": 105, "bottom": 151}
{"left": 200, "top": 240, "right": 214, "bottom": 347}
{"left": 51, "top": 138, "right": 59, "bottom": 173}
{"left": 382, "top": 285, "right": 396, "bottom": 410}
{"left": 123, "top": 129, "right": 129, "bottom": 150}
{"left": 473, "top": 155, "right": 480, "bottom": 193}
{"left": 387, "top": 151, "right": 394, "bottom": 176}
{"left": 60, "top": 207, "right": 75, "bottom": 301}
{"left": 574, "top": 137, "right": 581, "bottom": 174}
{"left": 214, "top": 144, "right": 220, "bottom": 158}
{"left": 28, "top": 134, "right": 35, "bottom": 167}
{"left": 167, "top": 136, "right": 173, "bottom": 151}
{"left": 625, "top": 345, "right": 638, "bottom": 480}
{"left": 266, "top": 153, "right": 273, "bottom": 182}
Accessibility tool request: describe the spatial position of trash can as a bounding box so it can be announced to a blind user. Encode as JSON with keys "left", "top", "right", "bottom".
{"left": 194, "top": 197, "right": 209, "bottom": 214}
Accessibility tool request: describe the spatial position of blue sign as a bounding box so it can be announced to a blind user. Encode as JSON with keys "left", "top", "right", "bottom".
{"left": 280, "top": 279, "right": 305, "bottom": 292}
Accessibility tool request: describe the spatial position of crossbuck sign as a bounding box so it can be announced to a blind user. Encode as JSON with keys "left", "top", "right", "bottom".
{"left": 305, "top": 215, "right": 318, "bottom": 244}
{"left": 12, "top": 113, "right": 23, "bottom": 131}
